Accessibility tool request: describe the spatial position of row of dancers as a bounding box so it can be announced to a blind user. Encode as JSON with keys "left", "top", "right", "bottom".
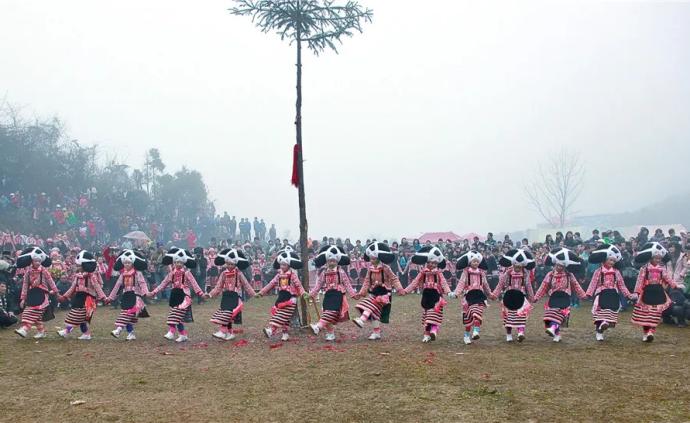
{"left": 10, "top": 240, "right": 684, "bottom": 344}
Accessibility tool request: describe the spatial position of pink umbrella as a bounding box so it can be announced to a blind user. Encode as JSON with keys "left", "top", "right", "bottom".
{"left": 418, "top": 232, "right": 462, "bottom": 243}
{"left": 460, "top": 232, "right": 485, "bottom": 241}
{"left": 123, "top": 231, "right": 151, "bottom": 242}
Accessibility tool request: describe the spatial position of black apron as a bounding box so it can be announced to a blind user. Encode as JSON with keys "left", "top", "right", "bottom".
{"left": 26, "top": 287, "right": 46, "bottom": 307}
{"left": 598, "top": 289, "right": 620, "bottom": 311}
{"left": 275, "top": 290, "right": 294, "bottom": 305}
{"left": 221, "top": 291, "right": 242, "bottom": 324}
{"left": 465, "top": 289, "right": 487, "bottom": 306}
{"left": 421, "top": 288, "right": 440, "bottom": 310}
{"left": 322, "top": 289, "right": 344, "bottom": 312}
{"left": 370, "top": 285, "right": 392, "bottom": 324}
{"left": 120, "top": 291, "right": 149, "bottom": 318}
{"left": 548, "top": 291, "right": 571, "bottom": 309}
{"left": 71, "top": 291, "right": 89, "bottom": 309}
{"left": 641, "top": 284, "right": 666, "bottom": 306}
{"left": 26, "top": 287, "right": 55, "bottom": 322}
{"left": 169, "top": 287, "right": 186, "bottom": 307}
{"left": 502, "top": 289, "right": 525, "bottom": 311}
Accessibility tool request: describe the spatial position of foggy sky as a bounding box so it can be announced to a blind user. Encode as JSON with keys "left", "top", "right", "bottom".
{"left": 2, "top": 0, "right": 689, "bottom": 241}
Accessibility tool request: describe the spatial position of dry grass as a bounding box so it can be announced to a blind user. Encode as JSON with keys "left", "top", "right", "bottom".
{"left": 1, "top": 295, "right": 689, "bottom": 423}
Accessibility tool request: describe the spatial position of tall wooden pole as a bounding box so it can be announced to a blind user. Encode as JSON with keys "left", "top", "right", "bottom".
{"left": 295, "top": 19, "right": 311, "bottom": 325}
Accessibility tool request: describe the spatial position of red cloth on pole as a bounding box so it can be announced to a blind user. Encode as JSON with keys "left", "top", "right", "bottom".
{"left": 291, "top": 144, "right": 300, "bottom": 187}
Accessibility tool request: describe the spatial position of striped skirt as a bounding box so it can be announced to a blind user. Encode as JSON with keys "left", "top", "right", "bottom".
{"left": 543, "top": 306, "right": 568, "bottom": 325}
{"left": 20, "top": 307, "right": 45, "bottom": 326}
{"left": 210, "top": 293, "right": 244, "bottom": 326}
{"left": 355, "top": 296, "right": 386, "bottom": 321}
{"left": 115, "top": 296, "right": 146, "bottom": 327}
{"left": 631, "top": 304, "right": 665, "bottom": 328}
{"left": 503, "top": 309, "right": 528, "bottom": 328}
{"left": 167, "top": 307, "right": 188, "bottom": 326}
{"left": 210, "top": 309, "right": 237, "bottom": 326}
{"left": 65, "top": 308, "right": 89, "bottom": 326}
{"left": 421, "top": 308, "right": 443, "bottom": 327}
{"left": 115, "top": 309, "right": 139, "bottom": 326}
{"left": 167, "top": 295, "right": 193, "bottom": 326}
{"left": 592, "top": 298, "right": 619, "bottom": 325}
{"left": 269, "top": 302, "right": 296, "bottom": 328}
{"left": 462, "top": 304, "right": 486, "bottom": 326}
{"left": 321, "top": 310, "right": 341, "bottom": 325}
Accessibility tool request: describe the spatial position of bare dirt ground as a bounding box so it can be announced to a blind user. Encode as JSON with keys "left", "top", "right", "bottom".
{"left": 2, "top": 295, "right": 689, "bottom": 423}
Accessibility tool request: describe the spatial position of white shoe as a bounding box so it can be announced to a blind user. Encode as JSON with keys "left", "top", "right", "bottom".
{"left": 225, "top": 332, "right": 236, "bottom": 341}
{"left": 368, "top": 332, "right": 381, "bottom": 340}
{"left": 78, "top": 334, "right": 91, "bottom": 340}
{"left": 463, "top": 334, "right": 472, "bottom": 345}
{"left": 14, "top": 327, "right": 28, "bottom": 338}
{"left": 281, "top": 333, "right": 290, "bottom": 342}
{"left": 517, "top": 332, "right": 526, "bottom": 342}
{"left": 111, "top": 327, "right": 123, "bottom": 338}
{"left": 553, "top": 335, "right": 561, "bottom": 343}
{"left": 263, "top": 327, "right": 273, "bottom": 338}
{"left": 175, "top": 334, "right": 188, "bottom": 343}
{"left": 471, "top": 328, "right": 480, "bottom": 340}
{"left": 57, "top": 329, "right": 69, "bottom": 338}
{"left": 325, "top": 332, "right": 336, "bottom": 341}
{"left": 506, "top": 334, "right": 513, "bottom": 342}
{"left": 33, "top": 332, "right": 46, "bottom": 339}
{"left": 126, "top": 332, "right": 136, "bottom": 341}
{"left": 163, "top": 331, "right": 176, "bottom": 340}
{"left": 422, "top": 334, "right": 431, "bottom": 343}
{"left": 595, "top": 332, "right": 604, "bottom": 342}
{"left": 213, "top": 330, "right": 226, "bottom": 340}
{"left": 352, "top": 317, "right": 364, "bottom": 328}
{"left": 310, "top": 323, "right": 320, "bottom": 335}
{"left": 642, "top": 334, "right": 648, "bottom": 342}
{"left": 643, "top": 332, "right": 654, "bottom": 343}
{"left": 545, "top": 326, "right": 556, "bottom": 337}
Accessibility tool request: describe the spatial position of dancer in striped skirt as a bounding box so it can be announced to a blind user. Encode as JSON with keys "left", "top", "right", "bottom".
{"left": 258, "top": 248, "right": 304, "bottom": 341}
{"left": 402, "top": 246, "right": 451, "bottom": 343}
{"left": 107, "top": 249, "right": 150, "bottom": 341}
{"left": 208, "top": 248, "right": 255, "bottom": 340}
{"left": 352, "top": 242, "right": 405, "bottom": 340}
{"left": 586, "top": 244, "right": 637, "bottom": 342}
{"left": 14, "top": 247, "right": 58, "bottom": 339}
{"left": 454, "top": 250, "right": 496, "bottom": 345}
{"left": 533, "top": 248, "right": 587, "bottom": 343}
{"left": 149, "top": 248, "right": 205, "bottom": 343}
{"left": 56, "top": 250, "right": 107, "bottom": 340}
{"left": 631, "top": 242, "right": 685, "bottom": 342}
{"left": 309, "top": 245, "right": 357, "bottom": 342}
{"left": 492, "top": 249, "right": 536, "bottom": 343}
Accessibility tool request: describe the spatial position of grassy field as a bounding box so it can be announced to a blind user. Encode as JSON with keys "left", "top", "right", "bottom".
{"left": 1, "top": 295, "right": 689, "bottom": 423}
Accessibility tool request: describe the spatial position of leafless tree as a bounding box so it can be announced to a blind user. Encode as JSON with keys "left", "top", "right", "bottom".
{"left": 525, "top": 148, "right": 585, "bottom": 228}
